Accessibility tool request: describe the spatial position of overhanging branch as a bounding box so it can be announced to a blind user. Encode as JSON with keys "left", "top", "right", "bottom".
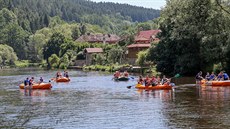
{"left": 216, "top": 0, "right": 230, "bottom": 14}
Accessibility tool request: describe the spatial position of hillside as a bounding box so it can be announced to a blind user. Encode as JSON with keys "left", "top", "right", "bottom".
{"left": 0, "top": 0, "right": 160, "bottom": 33}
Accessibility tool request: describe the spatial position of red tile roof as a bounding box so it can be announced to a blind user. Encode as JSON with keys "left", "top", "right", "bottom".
{"left": 85, "top": 48, "right": 103, "bottom": 53}
{"left": 127, "top": 44, "right": 151, "bottom": 48}
{"left": 135, "top": 30, "right": 161, "bottom": 42}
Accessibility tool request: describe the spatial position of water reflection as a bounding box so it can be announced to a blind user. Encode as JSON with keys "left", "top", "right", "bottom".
{"left": 1, "top": 69, "right": 230, "bottom": 128}
{"left": 199, "top": 85, "right": 230, "bottom": 101}
{"left": 137, "top": 89, "right": 174, "bottom": 101}
{"left": 19, "top": 89, "right": 51, "bottom": 97}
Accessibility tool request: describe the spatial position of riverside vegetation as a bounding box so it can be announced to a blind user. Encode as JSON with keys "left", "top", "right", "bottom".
{"left": 1, "top": 0, "right": 230, "bottom": 76}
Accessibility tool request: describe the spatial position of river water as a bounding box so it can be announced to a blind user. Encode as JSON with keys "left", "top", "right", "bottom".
{"left": 0, "top": 68, "right": 230, "bottom": 128}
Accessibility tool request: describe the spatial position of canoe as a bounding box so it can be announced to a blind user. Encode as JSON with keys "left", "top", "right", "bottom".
{"left": 114, "top": 76, "right": 129, "bottom": 81}
{"left": 19, "top": 83, "right": 52, "bottom": 89}
{"left": 55, "top": 77, "right": 70, "bottom": 82}
{"left": 135, "top": 84, "right": 172, "bottom": 90}
{"left": 203, "top": 81, "right": 230, "bottom": 86}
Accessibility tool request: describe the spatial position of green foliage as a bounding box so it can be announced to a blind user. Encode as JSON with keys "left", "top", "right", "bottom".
{"left": 14, "top": 60, "right": 40, "bottom": 68}
{"left": 83, "top": 64, "right": 131, "bottom": 72}
{"left": 147, "top": 0, "right": 230, "bottom": 76}
{"left": 93, "top": 53, "right": 106, "bottom": 65}
{"left": 107, "top": 47, "right": 124, "bottom": 64}
{"left": 0, "top": 8, "right": 29, "bottom": 59}
{"left": 48, "top": 54, "right": 60, "bottom": 69}
{"left": 59, "top": 54, "right": 70, "bottom": 69}
{"left": 136, "top": 50, "right": 148, "bottom": 67}
{"left": 0, "top": 44, "right": 18, "bottom": 65}
{"left": 43, "top": 32, "right": 66, "bottom": 60}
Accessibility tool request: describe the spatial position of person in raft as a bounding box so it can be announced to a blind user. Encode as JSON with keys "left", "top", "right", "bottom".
{"left": 161, "top": 75, "right": 167, "bottom": 85}
{"left": 195, "top": 71, "right": 203, "bottom": 84}
{"left": 137, "top": 75, "right": 144, "bottom": 84}
{"left": 28, "top": 77, "right": 35, "bottom": 95}
{"left": 217, "top": 71, "right": 224, "bottom": 81}
{"left": 24, "top": 77, "right": 30, "bottom": 95}
{"left": 209, "top": 72, "right": 216, "bottom": 81}
{"left": 64, "top": 71, "right": 69, "bottom": 78}
{"left": 205, "top": 72, "right": 210, "bottom": 81}
{"left": 56, "top": 71, "right": 62, "bottom": 79}
{"left": 39, "top": 77, "right": 43, "bottom": 83}
{"left": 144, "top": 75, "right": 151, "bottom": 86}
{"left": 123, "top": 70, "right": 129, "bottom": 77}
{"left": 223, "top": 71, "right": 229, "bottom": 80}
{"left": 113, "top": 71, "right": 120, "bottom": 79}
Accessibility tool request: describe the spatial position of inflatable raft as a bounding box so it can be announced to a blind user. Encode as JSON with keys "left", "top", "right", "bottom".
{"left": 53, "top": 77, "right": 70, "bottom": 82}
{"left": 19, "top": 83, "right": 52, "bottom": 89}
{"left": 203, "top": 80, "right": 230, "bottom": 86}
{"left": 135, "top": 84, "right": 172, "bottom": 90}
{"left": 114, "top": 76, "right": 129, "bottom": 81}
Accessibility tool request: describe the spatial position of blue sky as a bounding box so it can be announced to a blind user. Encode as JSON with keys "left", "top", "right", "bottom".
{"left": 91, "top": 0, "right": 166, "bottom": 9}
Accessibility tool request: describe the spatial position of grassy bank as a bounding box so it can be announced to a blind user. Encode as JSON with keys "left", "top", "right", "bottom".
{"left": 83, "top": 64, "right": 131, "bottom": 72}
{"left": 14, "top": 60, "right": 46, "bottom": 68}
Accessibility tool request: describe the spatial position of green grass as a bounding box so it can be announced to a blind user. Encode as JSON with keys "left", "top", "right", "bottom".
{"left": 83, "top": 64, "right": 131, "bottom": 72}
{"left": 15, "top": 60, "right": 42, "bottom": 68}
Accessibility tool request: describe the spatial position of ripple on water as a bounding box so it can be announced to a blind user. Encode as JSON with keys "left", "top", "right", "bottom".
{"left": 1, "top": 69, "right": 230, "bottom": 128}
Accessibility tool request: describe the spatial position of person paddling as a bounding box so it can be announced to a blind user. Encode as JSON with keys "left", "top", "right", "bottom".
{"left": 195, "top": 71, "right": 203, "bottom": 84}
{"left": 138, "top": 75, "right": 143, "bottom": 84}
{"left": 24, "top": 77, "right": 29, "bottom": 95}
{"left": 209, "top": 72, "right": 216, "bottom": 81}
{"left": 39, "top": 77, "right": 43, "bottom": 83}
{"left": 65, "top": 71, "right": 69, "bottom": 78}
{"left": 223, "top": 71, "right": 229, "bottom": 80}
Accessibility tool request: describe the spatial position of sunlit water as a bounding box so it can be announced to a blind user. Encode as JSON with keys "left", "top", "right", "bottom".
{"left": 0, "top": 68, "right": 230, "bottom": 128}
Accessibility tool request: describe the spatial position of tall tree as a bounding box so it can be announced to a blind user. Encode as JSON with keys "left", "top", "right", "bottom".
{"left": 148, "top": 0, "right": 213, "bottom": 76}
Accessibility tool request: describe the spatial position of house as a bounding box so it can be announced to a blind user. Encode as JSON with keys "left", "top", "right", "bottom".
{"left": 84, "top": 48, "right": 103, "bottom": 65}
{"left": 126, "top": 30, "right": 161, "bottom": 64}
{"left": 126, "top": 44, "right": 151, "bottom": 64}
{"left": 76, "top": 33, "right": 121, "bottom": 44}
{"left": 135, "top": 29, "right": 161, "bottom": 43}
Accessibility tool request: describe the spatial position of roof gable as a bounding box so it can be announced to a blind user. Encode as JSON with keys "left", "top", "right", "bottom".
{"left": 135, "top": 30, "right": 161, "bottom": 41}
{"left": 127, "top": 44, "right": 151, "bottom": 48}
{"left": 85, "top": 48, "right": 103, "bottom": 53}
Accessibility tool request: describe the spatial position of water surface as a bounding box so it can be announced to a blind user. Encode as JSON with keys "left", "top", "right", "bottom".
{"left": 0, "top": 68, "right": 230, "bottom": 128}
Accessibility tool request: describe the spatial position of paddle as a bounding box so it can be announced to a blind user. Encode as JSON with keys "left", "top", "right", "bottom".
{"left": 127, "top": 84, "right": 136, "bottom": 89}
{"left": 129, "top": 77, "right": 135, "bottom": 79}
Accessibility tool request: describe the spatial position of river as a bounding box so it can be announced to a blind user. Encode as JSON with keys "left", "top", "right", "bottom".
{"left": 0, "top": 68, "right": 230, "bottom": 128}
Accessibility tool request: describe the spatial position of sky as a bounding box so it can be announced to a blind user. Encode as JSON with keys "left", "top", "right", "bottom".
{"left": 91, "top": 0, "right": 166, "bottom": 9}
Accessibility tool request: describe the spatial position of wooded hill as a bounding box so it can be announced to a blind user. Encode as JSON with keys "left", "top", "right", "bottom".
{"left": 0, "top": 0, "right": 160, "bottom": 33}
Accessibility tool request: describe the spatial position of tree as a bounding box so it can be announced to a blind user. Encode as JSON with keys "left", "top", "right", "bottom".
{"left": 71, "top": 26, "right": 80, "bottom": 40}
{"left": 48, "top": 54, "right": 60, "bottom": 69}
{"left": 43, "top": 32, "right": 66, "bottom": 61}
{"left": 79, "top": 24, "right": 87, "bottom": 36}
{"left": 148, "top": 0, "right": 213, "bottom": 76}
{"left": 107, "top": 47, "right": 124, "bottom": 64}
{"left": 0, "top": 44, "right": 18, "bottom": 66}
{"left": 136, "top": 50, "right": 147, "bottom": 67}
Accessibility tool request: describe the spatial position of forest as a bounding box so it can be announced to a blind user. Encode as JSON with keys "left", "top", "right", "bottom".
{"left": 0, "top": 0, "right": 160, "bottom": 68}
{"left": 1, "top": 0, "right": 230, "bottom": 76}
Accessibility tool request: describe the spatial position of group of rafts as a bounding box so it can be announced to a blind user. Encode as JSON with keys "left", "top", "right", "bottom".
{"left": 19, "top": 71, "right": 70, "bottom": 90}
{"left": 114, "top": 70, "right": 174, "bottom": 90}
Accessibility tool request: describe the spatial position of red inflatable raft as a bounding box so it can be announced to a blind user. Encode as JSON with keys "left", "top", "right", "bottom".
{"left": 135, "top": 84, "right": 172, "bottom": 90}
{"left": 19, "top": 83, "right": 52, "bottom": 89}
